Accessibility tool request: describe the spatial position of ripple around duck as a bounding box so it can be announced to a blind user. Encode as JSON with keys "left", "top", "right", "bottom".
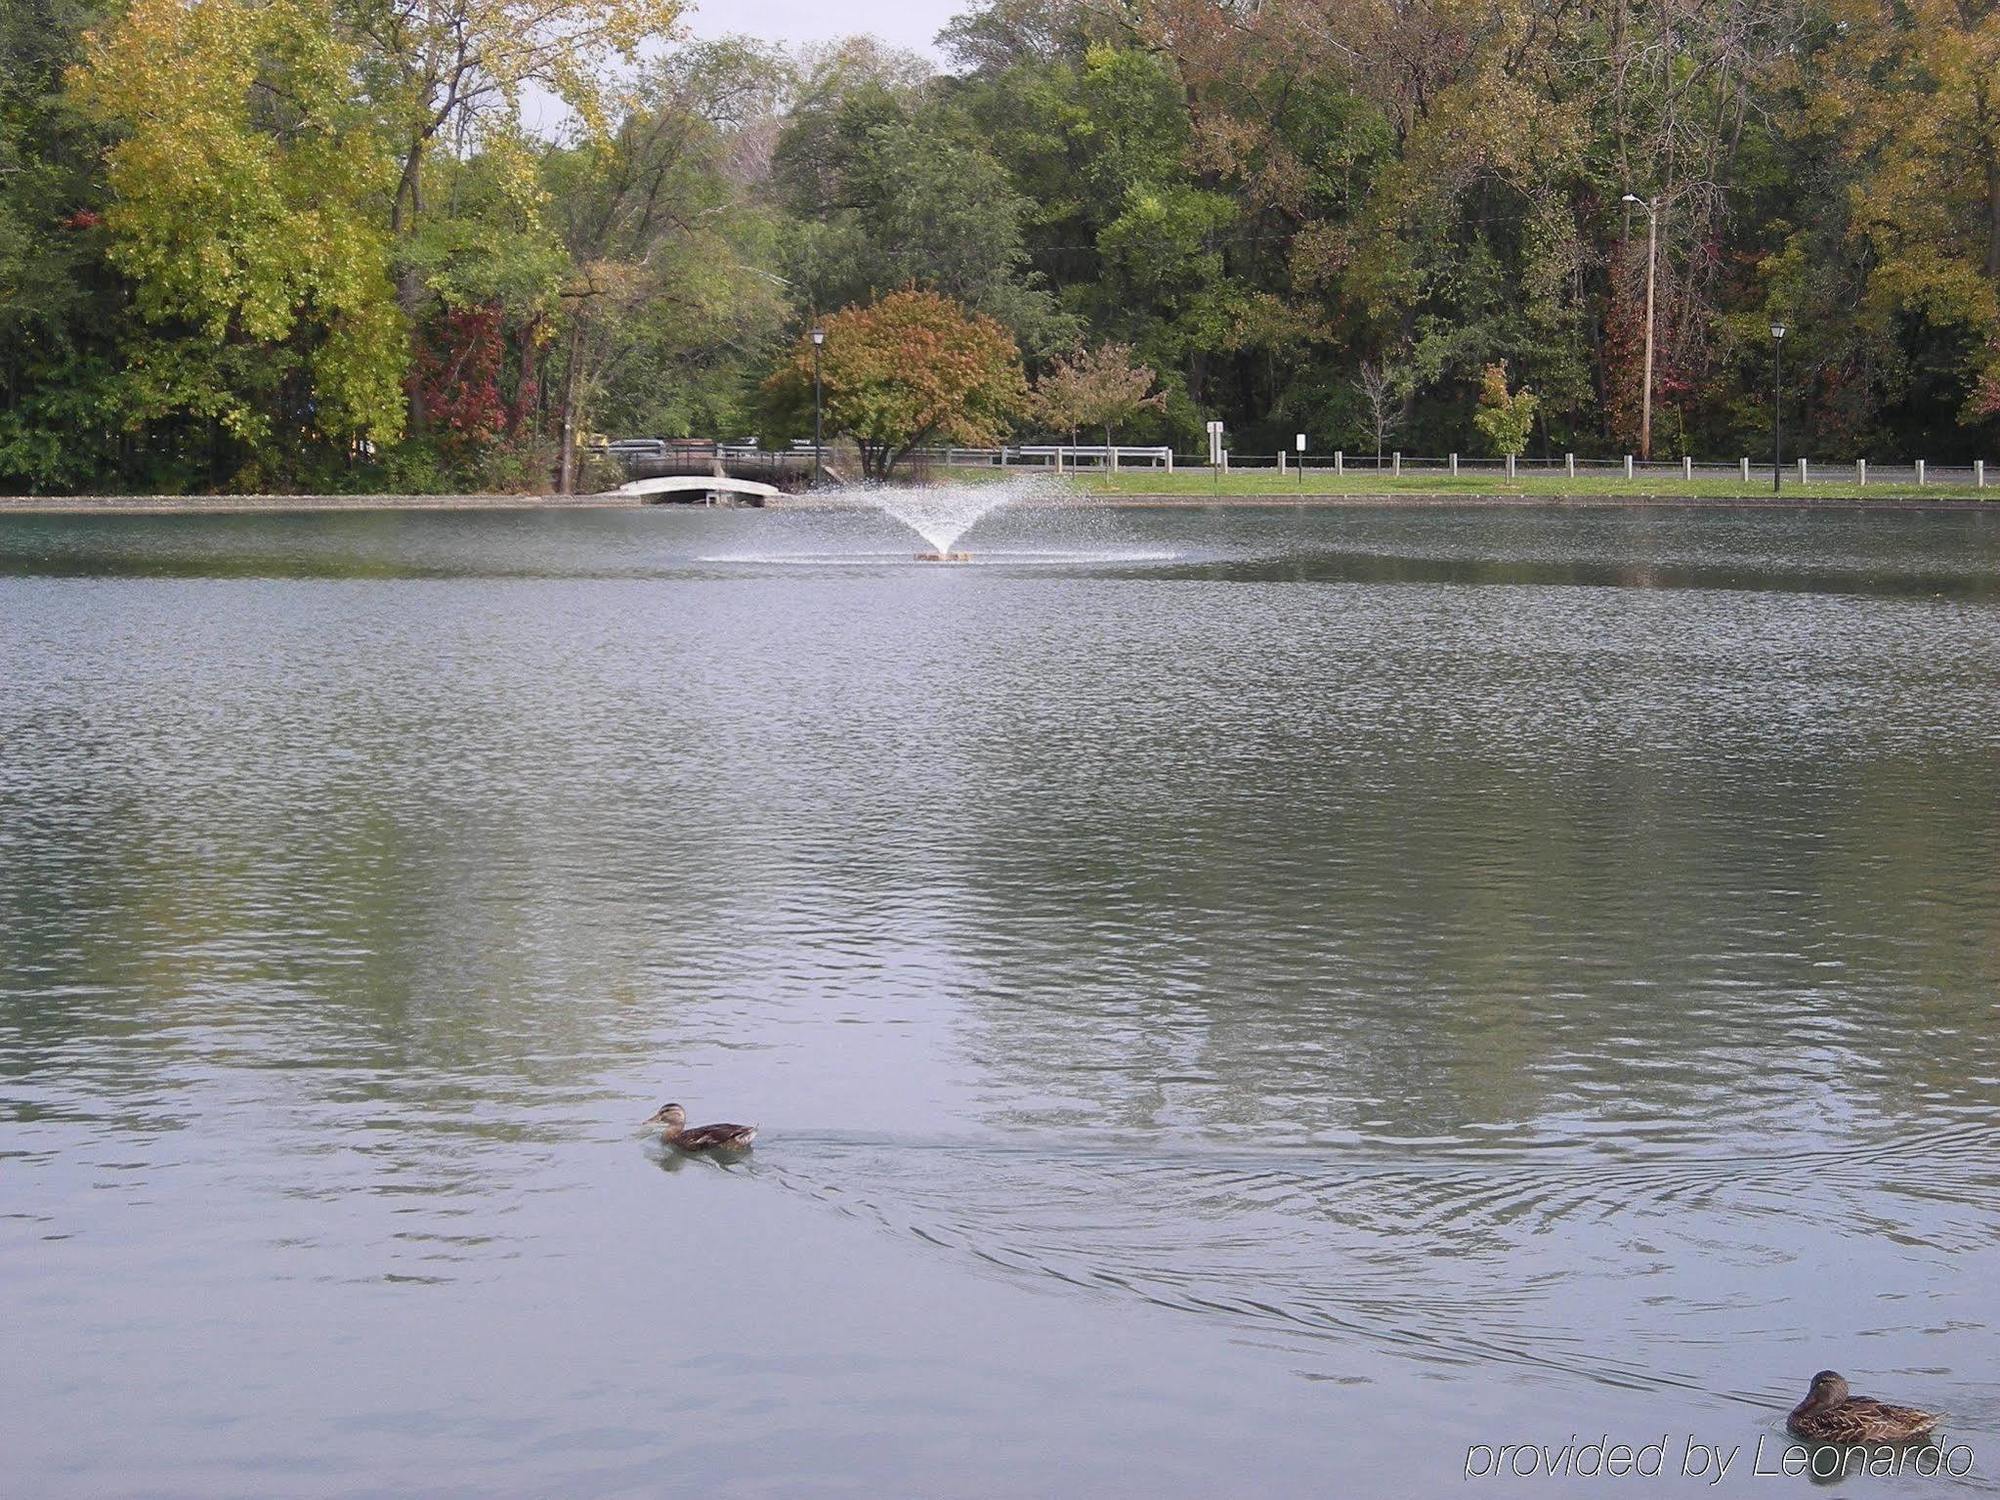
{"left": 754, "top": 1123, "right": 2000, "bottom": 1410}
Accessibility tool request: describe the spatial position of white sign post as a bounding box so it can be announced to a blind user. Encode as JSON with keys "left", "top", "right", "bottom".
{"left": 1206, "top": 420, "right": 1225, "bottom": 469}
{"left": 1295, "top": 433, "right": 1306, "bottom": 487}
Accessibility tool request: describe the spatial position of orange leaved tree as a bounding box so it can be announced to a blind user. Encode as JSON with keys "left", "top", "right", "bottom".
{"left": 1032, "top": 343, "right": 1165, "bottom": 453}
{"left": 769, "top": 290, "right": 1027, "bottom": 479}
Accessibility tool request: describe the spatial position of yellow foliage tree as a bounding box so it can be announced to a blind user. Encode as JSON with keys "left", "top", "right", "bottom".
{"left": 72, "top": 0, "right": 405, "bottom": 447}
{"left": 362, "top": 0, "right": 687, "bottom": 241}
{"left": 1820, "top": 0, "right": 2000, "bottom": 406}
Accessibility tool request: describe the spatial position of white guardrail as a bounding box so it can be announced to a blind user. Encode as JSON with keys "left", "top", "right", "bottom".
{"left": 609, "top": 438, "right": 1990, "bottom": 487}
{"left": 788, "top": 441, "right": 1175, "bottom": 470}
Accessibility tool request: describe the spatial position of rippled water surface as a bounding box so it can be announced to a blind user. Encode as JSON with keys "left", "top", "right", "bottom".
{"left": 4, "top": 502, "right": 1999, "bottom": 1497}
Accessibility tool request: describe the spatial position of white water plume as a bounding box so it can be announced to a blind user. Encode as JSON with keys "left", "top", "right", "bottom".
{"left": 834, "top": 475, "right": 1068, "bottom": 556}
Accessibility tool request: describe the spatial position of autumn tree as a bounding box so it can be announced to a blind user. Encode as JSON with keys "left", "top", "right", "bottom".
{"left": 351, "top": 0, "right": 686, "bottom": 444}
{"left": 1031, "top": 351, "right": 1092, "bottom": 449}
{"left": 1034, "top": 343, "right": 1165, "bottom": 454}
{"left": 1812, "top": 0, "right": 2000, "bottom": 430}
{"left": 767, "top": 290, "right": 1027, "bottom": 479}
{"left": 345, "top": 0, "right": 685, "bottom": 250}
{"left": 1473, "top": 363, "right": 1538, "bottom": 458}
{"left": 19, "top": 0, "right": 2000, "bottom": 494}
{"left": 71, "top": 0, "right": 406, "bottom": 477}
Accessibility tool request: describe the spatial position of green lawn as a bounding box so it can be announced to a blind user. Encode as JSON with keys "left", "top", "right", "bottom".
{"left": 936, "top": 464, "right": 1995, "bottom": 502}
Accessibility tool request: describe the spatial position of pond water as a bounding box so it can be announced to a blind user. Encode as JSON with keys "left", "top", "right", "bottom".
{"left": 3, "top": 502, "right": 1998, "bottom": 1497}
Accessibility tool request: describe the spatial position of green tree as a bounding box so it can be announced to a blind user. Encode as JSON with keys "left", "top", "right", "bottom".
{"left": 772, "top": 48, "right": 1072, "bottom": 353}
{"left": 0, "top": 0, "right": 127, "bottom": 492}
{"left": 542, "top": 41, "right": 790, "bottom": 489}
{"left": 20, "top": 0, "right": 2000, "bottom": 493}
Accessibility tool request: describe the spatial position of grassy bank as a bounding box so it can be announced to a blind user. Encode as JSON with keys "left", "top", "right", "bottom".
{"left": 938, "top": 465, "right": 1996, "bottom": 503}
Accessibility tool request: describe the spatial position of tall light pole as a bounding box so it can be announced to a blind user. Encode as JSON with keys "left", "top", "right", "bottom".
{"left": 809, "top": 325, "right": 825, "bottom": 489}
{"left": 1770, "top": 322, "right": 1787, "bottom": 495}
{"left": 1621, "top": 193, "right": 1658, "bottom": 463}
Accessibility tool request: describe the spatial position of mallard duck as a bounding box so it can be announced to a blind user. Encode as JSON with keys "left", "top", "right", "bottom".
{"left": 1787, "top": 1371, "right": 1941, "bottom": 1444}
{"left": 645, "top": 1102, "right": 756, "bottom": 1151}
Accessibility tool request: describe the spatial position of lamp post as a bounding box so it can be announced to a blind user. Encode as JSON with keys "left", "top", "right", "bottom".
{"left": 809, "top": 326, "right": 826, "bottom": 488}
{"left": 1770, "top": 323, "right": 1787, "bottom": 494}
{"left": 1621, "top": 193, "right": 1658, "bottom": 463}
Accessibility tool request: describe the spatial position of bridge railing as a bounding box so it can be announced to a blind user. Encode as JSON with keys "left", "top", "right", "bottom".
{"left": 598, "top": 438, "right": 815, "bottom": 493}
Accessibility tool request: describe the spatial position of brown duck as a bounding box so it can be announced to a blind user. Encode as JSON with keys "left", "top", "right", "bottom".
{"left": 645, "top": 1102, "right": 757, "bottom": 1151}
{"left": 1787, "top": 1371, "right": 1941, "bottom": 1445}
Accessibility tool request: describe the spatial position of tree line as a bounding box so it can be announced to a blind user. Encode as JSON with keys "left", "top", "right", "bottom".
{"left": 4, "top": 0, "right": 1998, "bottom": 494}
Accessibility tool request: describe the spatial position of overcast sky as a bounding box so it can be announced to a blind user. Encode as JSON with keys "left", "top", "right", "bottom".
{"left": 684, "top": 0, "right": 965, "bottom": 57}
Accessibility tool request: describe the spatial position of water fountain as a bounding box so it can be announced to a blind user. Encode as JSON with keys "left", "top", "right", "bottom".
{"left": 858, "top": 479, "right": 1035, "bottom": 561}
{"left": 697, "top": 472, "right": 1179, "bottom": 568}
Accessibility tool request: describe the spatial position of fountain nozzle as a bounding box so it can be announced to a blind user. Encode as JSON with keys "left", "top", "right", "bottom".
{"left": 915, "top": 551, "right": 972, "bottom": 563}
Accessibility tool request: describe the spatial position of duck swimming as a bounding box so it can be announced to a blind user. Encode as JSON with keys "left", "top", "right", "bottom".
{"left": 645, "top": 1102, "right": 757, "bottom": 1151}
{"left": 1787, "top": 1371, "right": 1941, "bottom": 1445}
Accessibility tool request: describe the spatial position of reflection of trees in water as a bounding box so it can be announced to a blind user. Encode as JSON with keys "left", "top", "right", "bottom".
{"left": 0, "top": 595, "right": 769, "bottom": 1143}
{"left": 5, "top": 513, "right": 1998, "bottom": 1162}
{"left": 920, "top": 596, "right": 2000, "bottom": 1145}
{"left": 1143, "top": 504, "right": 2000, "bottom": 602}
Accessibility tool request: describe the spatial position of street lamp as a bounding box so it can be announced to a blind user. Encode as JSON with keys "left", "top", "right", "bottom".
{"left": 1621, "top": 193, "right": 1658, "bottom": 463}
{"left": 809, "top": 325, "right": 825, "bottom": 489}
{"left": 1770, "top": 323, "right": 1787, "bottom": 494}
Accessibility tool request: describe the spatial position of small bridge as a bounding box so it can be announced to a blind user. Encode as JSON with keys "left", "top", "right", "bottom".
{"left": 599, "top": 438, "right": 819, "bottom": 498}
{"left": 616, "top": 475, "right": 781, "bottom": 505}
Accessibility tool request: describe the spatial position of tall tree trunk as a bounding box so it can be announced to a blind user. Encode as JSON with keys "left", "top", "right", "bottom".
{"left": 1987, "top": 142, "right": 2000, "bottom": 279}
{"left": 509, "top": 317, "right": 541, "bottom": 437}
{"left": 1611, "top": 0, "right": 1632, "bottom": 194}
{"left": 557, "top": 317, "right": 586, "bottom": 495}
{"left": 394, "top": 143, "right": 428, "bottom": 432}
